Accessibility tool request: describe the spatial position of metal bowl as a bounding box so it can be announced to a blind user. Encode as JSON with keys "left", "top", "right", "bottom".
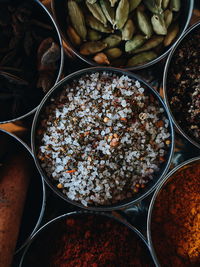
{"left": 20, "top": 211, "right": 157, "bottom": 266}
{"left": 0, "top": 0, "right": 64, "bottom": 124}
{"left": 147, "top": 156, "right": 200, "bottom": 266}
{"left": 31, "top": 66, "right": 174, "bottom": 211}
{"left": 51, "top": 0, "right": 193, "bottom": 70}
{"left": 163, "top": 21, "right": 200, "bottom": 149}
{"left": 0, "top": 129, "right": 46, "bottom": 254}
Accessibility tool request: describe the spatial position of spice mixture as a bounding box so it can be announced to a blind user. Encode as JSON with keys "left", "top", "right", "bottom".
{"left": 151, "top": 162, "right": 200, "bottom": 266}
{"left": 37, "top": 72, "right": 171, "bottom": 206}
{"left": 167, "top": 27, "right": 200, "bottom": 144}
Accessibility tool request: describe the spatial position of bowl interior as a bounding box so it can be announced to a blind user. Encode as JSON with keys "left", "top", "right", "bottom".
{"left": 32, "top": 67, "right": 174, "bottom": 210}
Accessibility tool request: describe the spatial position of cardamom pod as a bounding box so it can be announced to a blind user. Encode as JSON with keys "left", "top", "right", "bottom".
{"left": 109, "top": 0, "right": 118, "bottom": 7}
{"left": 129, "top": 0, "right": 142, "bottom": 12}
{"left": 162, "top": 0, "right": 170, "bottom": 9}
{"left": 86, "top": 15, "right": 113, "bottom": 33}
{"left": 100, "top": 0, "right": 115, "bottom": 26}
{"left": 93, "top": 52, "right": 110, "bottom": 64}
{"left": 163, "top": 24, "right": 179, "bottom": 46}
{"left": 170, "top": 0, "right": 180, "bottom": 12}
{"left": 68, "top": 0, "right": 87, "bottom": 40}
{"left": 103, "top": 34, "right": 121, "bottom": 48}
{"left": 88, "top": 29, "right": 102, "bottom": 41}
{"left": 67, "top": 26, "right": 82, "bottom": 46}
{"left": 143, "top": 0, "right": 163, "bottom": 14}
{"left": 133, "top": 36, "right": 164, "bottom": 53}
{"left": 122, "top": 19, "right": 135, "bottom": 41}
{"left": 164, "top": 9, "right": 173, "bottom": 28}
{"left": 115, "top": 0, "right": 129, "bottom": 29}
{"left": 125, "top": 35, "right": 146, "bottom": 52}
{"left": 87, "top": 0, "right": 97, "bottom": 4}
{"left": 127, "top": 51, "right": 157, "bottom": 66}
{"left": 137, "top": 10, "right": 153, "bottom": 38}
{"left": 151, "top": 14, "right": 167, "bottom": 35}
{"left": 80, "top": 41, "right": 107, "bottom": 55}
{"left": 86, "top": 1, "right": 107, "bottom": 26}
{"left": 105, "top": 48, "right": 122, "bottom": 59}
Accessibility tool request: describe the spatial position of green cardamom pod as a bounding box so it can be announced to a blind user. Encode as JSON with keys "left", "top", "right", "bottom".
{"left": 163, "top": 23, "right": 179, "bottom": 46}
{"left": 93, "top": 52, "right": 110, "bottom": 64}
{"left": 162, "top": 0, "right": 170, "bottom": 9}
{"left": 67, "top": 26, "right": 82, "bottom": 46}
{"left": 100, "top": 0, "right": 115, "bottom": 26}
{"left": 122, "top": 19, "right": 135, "bottom": 41}
{"left": 103, "top": 34, "right": 121, "bottom": 48}
{"left": 127, "top": 51, "right": 157, "bottom": 66}
{"left": 88, "top": 29, "right": 102, "bottom": 41}
{"left": 105, "top": 48, "right": 122, "bottom": 59}
{"left": 115, "top": 0, "right": 129, "bottom": 29}
{"left": 133, "top": 36, "right": 164, "bottom": 53}
{"left": 109, "top": 0, "right": 118, "bottom": 7}
{"left": 86, "top": 1, "right": 107, "bottom": 26}
{"left": 164, "top": 9, "right": 173, "bottom": 28}
{"left": 143, "top": 0, "right": 163, "bottom": 14}
{"left": 125, "top": 35, "right": 146, "bottom": 52}
{"left": 68, "top": 0, "right": 87, "bottom": 40}
{"left": 170, "top": 0, "right": 180, "bottom": 12}
{"left": 137, "top": 10, "right": 153, "bottom": 38}
{"left": 129, "top": 0, "right": 142, "bottom": 12}
{"left": 151, "top": 14, "right": 167, "bottom": 35}
{"left": 86, "top": 15, "right": 113, "bottom": 33}
{"left": 80, "top": 41, "right": 107, "bottom": 55}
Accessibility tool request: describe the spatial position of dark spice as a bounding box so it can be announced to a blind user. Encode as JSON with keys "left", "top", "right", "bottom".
{"left": 151, "top": 162, "right": 200, "bottom": 266}
{"left": 0, "top": 0, "right": 61, "bottom": 122}
{"left": 167, "top": 27, "right": 200, "bottom": 144}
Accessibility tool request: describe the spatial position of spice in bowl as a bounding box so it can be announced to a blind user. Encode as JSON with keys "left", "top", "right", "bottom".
{"left": 166, "top": 26, "right": 200, "bottom": 145}
{"left": 21, "top": 214, "right": 155, "bottom": 266}
{"left": 150, "top": 161, "right": 200, "bottom": 266}
{"left": 36, "top": 71, "right": 171, "bottom": 207}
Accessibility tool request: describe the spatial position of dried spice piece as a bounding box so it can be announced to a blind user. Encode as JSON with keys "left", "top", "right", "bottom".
{"left": 151, "top": 162, "right": 200, "bottom": 266}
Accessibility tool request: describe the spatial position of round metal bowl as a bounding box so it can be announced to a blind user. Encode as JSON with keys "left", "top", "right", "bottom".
{"left": 0, "top": 0, "right": 64, "bottom": 124}
{"left": 51, "top": 0, "right": 193, "bottom": 70}
{"left": 0, "top": 129, "right": 46, "bottom": 254}
{"left": 147, "top": 156, "right": 200, "bottom": 266}
{"left": 163, "top": 21, "right": 200, "bottom": 149}
{"left": 20, "top": 211, "right": 157, "bottom": 266}
{"left": 31, "top": 66, "right": 174, "bottom": 211}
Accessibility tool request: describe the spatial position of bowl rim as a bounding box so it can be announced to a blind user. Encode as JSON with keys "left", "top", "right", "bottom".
{"left": 19, "top": 210, "right": 157, "bottom": 267}
{"left": 0, "top": 128, "right": 46, "bottom": 254}
{"left": 51, "top": 0, "right": 194, "bottom": 71}
{"left": 0, "top": 0, "right": 64, "bottom": 125}
{"left": 163, "top": 21, "right": 200, "bottom": 149}
{"left": 147, "top": 156, "right": 200, "bottom": 266}
{"left": 31, "top": 66, "right": 174, "bottom": 211}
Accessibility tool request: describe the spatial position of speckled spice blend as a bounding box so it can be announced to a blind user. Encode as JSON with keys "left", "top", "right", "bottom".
{"left": 151, "top": 163, "right": 200, "bottom": 266}
{"left": 167, "top": 27, "right": 200, "bottom": 144}
{"left": 37, "top": 72, "right": 171, "bottom": 206}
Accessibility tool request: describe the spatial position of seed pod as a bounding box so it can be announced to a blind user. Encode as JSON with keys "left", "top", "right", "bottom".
{"left": 88, "top": 29, "right": 102, "bottom": 41}
{"left": 86, "top": 15, "right": 113, "bottom": 33}
{"left": 68, "top": 0, "right": 87, "bottom": 40}
{"left": 125, "top": 35, "right": 146, "bottom": 52}
{"left": 115, "top": 0, "right": 129, "bottom": 30}
{"left": 129, "top": 0, "right": 142, "bottom": 12}
{"left": 143, "top": 0, "right": 163, "bottom": 14}
{"left": 170, "top": 0, "right": 180, "bottom": 12}
{"left": 127, "top": 51, "right": 157, "bottom": 66}
{"left": 122, "top": 19, "right": 135, "bottom": 41}
{"left": 133, "top": 36, "right": 164, "bottom": 53}
{"left": 164, "top": 9, "right": 173, "bottom": 28}
{"left": 103, "top": 34, "right": 121, "bottom": 48}
{"left": 162, "top": 0, "right": 170, "bottom": 9}
{"left": 86, "top": 1, "right": 107, "bottom": 26}
{"left": 100, "top": 0, "right": 115, "bottom": 26}
{"left": 164, "top": 24, "right": 179, "bottom": 46}
{"left": 109, "top": 0, "right": 118, "bottom": 7}
{"left": 151, "top": 14, "right": 167, "bottom": 35}
{"left": 137, "top": 10, "right": 153, "bottom": 38}
{"left": 93, "top": 52, "right": 110, "bottom": 64}
{"left": 87, "top": 0, "right": 97, "bottom": 3}
{"left": 105, "top": 48, "right": 122, "bottom": 59}
{"left": 80, "top": 41, "right": 107, "bottom": 55}
{"left": 67, "top": 26, "right": 82, "bottom": 46}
